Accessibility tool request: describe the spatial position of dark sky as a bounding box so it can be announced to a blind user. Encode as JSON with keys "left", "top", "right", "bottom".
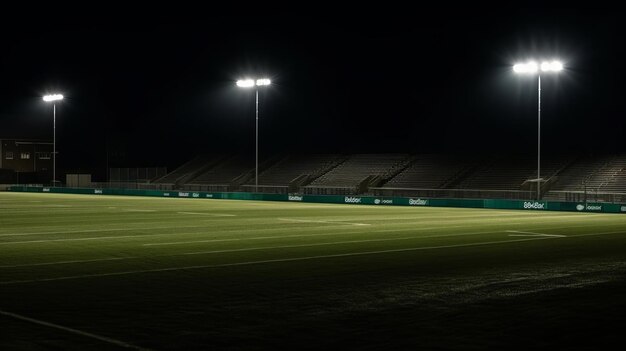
{"left": 1, "top": 9, "right": 625, "bottom": 177}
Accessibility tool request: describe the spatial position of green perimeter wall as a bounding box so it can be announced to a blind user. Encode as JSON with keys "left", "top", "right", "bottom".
{"left": 8, "top": 186, "right": 626, "bottom": 214}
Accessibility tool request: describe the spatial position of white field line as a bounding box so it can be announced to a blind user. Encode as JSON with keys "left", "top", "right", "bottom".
{"left": 1, "top": 227, "right": 508, "bottom": 267}
{"left": 178, "top": 236, "right": 426, "bottom": 255}
{"left": 0, "top": 223, "right": 228, "bottom": 238}
{"left": 125, "top": 209, "right": 157, "bottom": 212}
{"left": 0, "top": 237, "right": 554, "bottom": 285}
{"left": 278, "top": 218, "right": 371, "bottom": 226}
{"left": 1, "top": 225, "right": 508, "bottom": 247}
{"left": 0, "top": 220, "right": 380, "bottom": 244}
{"left": 3, "top": 228, "right": 626, "bottom": 271}
{"left": 177, "top": 212, "right": 236, "bottom": 217}
{"left": 2, "top": 216, "right": 620, "bottom": 246}
{"left": 569, "top": 230, "right": 626, "bottom": 238}
{"left": 1, "top": 217, "right": 624, "bottom": 246}
{"left": 0, "top": 257, "right": 132, "bottom": 268}
{"left": 506, "top": 230, "right": 566, "bottom": 238}
{"left": 0, "top": 212, "right": 615, "bottom": 237}
{"left": 141, "top": 226, "right": 501, "bottom": 247}
{"left": 0, "top": 309, "right": 150, "bottom": 350}
{"left": 0, "top": 212, "right": 236, "bottom": 227}
{"left": 0, "top": 221, "right": 376, "bottom": 243}
{"left": 0, "top": 235, "right": 179, "bottom": 245}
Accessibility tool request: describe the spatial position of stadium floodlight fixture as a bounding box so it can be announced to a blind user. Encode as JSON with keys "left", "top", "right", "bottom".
{"left": 256, "top": 78, "right": 271, "bottom": 86}
{"left": 513, "top": 59, "right": 564, "bottom": 200}
{"left": 236, "top": 79, "right": 255, "bottom": 88}
{"left": 43, "top": 94, "right": 64, "bottom": 102}
{"left": 236, "top": 77, "right": 272, "bottom": 192}
{"left": 43, "top": 93, "right": 64, "bottom": 186}
{"left": 513, "top": 61, "right": 538, "bottom": 74}
{"left": 541, "top": 60, "right": 563, "bottom": 72}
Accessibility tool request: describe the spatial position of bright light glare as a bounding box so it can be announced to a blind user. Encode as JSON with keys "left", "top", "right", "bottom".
{"left": 541, "top": 61, "right": 563, "bottom": 72}
{"left": 513, "top": 64, "right": 526, "bottom": 73}
{"left": 513, "top": 62, "right": 538, "bottom": 74}
{"left": 236, "top": 79, "right": 255, "bottom": 88}
{"left": 256, "top": 78, "right": 271, "bottom": 86}
{"left": 43, "top": 94, "right": 64, "bottom": 102}
{"left": 516, "top": 60, "right": 563, "bottom": 74}
{"left": 550, "top": 61, "right": 563, "bottom": 71}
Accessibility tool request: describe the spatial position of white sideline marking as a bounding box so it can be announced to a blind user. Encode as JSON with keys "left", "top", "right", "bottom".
{"left": 178, "top": 212, "right": 236, "bottom": 217}
{"left": 0, "top": 309, "right": 150, "bottom": 350}
{"left": 171, "top": 236, "right": 428, "bottom": 255}
{"left": 3, "top": 227, "right": 625, "bottom": 267}
{"left": 570, "top": 230, "right": 626, "bottom": 238}
{"left": 3, "top": 228, "right": 508, "bottom": 266}
{"left": 0, "top": 224, "right": 217, "bottom": 238}
{"left": 278, "top": 218, "right": 371, "bottom": 226}
{"left": 141, "top": 227, "right": 496, "bottom": 247}
{"left": 0, "top": 257, "right": 131, "bottom": 268}
{"left": 506, "top": 230, "right": 566, "bottom": 238}
{"left": 125, "top": 209, "right": 156, "bottom": 212}
{"left": 0, "top": 234, "right": 196, "bottom": 245}
{"left": 0, "top": 237, "right": 553, "bottom": 285}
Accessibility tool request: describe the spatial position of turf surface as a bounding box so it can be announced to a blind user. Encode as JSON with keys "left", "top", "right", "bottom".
{"left": 1, "top": 192, "right": 626, "bottom": 350}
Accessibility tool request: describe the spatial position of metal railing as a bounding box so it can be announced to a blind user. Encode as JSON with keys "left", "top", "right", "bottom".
{"left": 5, "top": 181, "right": 626, "bottom": 205}
{"left": 370, "top": 187, "right": 535, "bottom": 200}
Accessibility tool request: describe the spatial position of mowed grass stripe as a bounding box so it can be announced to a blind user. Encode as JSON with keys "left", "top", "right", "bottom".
{"left": 0, "top": 229, "right": 514, "bottom": 268}
{"left": 1, "top": 209, "right": 615, "bottom": 238}
{"left": 3, "top": 225, "right": 625, "bottom": 271}
{"left": 3, "top": 229, "right": 625, "bottom": 284}
{"left": 0, "top": 236, "right": 557, "bottom": 285}
{"left": 1, "top": 217, "right": 623, "bottom": 247}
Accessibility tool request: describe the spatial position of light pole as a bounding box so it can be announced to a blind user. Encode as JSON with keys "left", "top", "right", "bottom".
{"left": 513, "top": 60, "right": 563, "bottom": 199}
{"left": 236, "top": 78, "right": 271, "bottom": 192}
{"left": 43, "top": 94, "right": 64, "bottom": 186}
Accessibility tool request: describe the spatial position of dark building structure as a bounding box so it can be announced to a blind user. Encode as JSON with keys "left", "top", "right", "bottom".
{"left": 0, "top": 139, "right": 53, "bottom": 183}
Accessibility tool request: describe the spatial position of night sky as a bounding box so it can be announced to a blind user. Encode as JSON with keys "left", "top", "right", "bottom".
{"left": 1, "top": 9, "right": 625, "bottom": 178}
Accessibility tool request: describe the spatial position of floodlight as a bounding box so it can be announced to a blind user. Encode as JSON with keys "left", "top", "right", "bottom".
{"left": 512, "top": 58, "right": 565, "bottom": 200}
{"left": 256, "top": 79, "right": 271, "bottom": 86}
{"left": 43, "top": 94, "right": 64, "bottom": 102}
{"left": 513, "top": 63, "right": 526, "bottom": 73}
{"left": 236, "top": 79, "right": 255, "bottom": 88}
{"left": 234, "top": 76, "right": 272, "bottom": 192}
{"left": 550, "top": 61, "right": 563, "bottom": 71}
{"left": 42, "top": 93, "right": 64, "bottom": 186}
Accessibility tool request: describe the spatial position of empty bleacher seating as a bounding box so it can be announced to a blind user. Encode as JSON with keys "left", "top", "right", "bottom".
{"left": 309, "top": 154, "right": 409, "bottom": 187}
{"left": 382, "top": 155, "right": 471, "bottom": 189}
{"left": 189, "top": 155, "right": 252, "bottom": 185}
{"left": 246, "top": 154, "right": 341, "bottom": 186}
{"left": 456, "top": 156, "right": 570, "bottom": 190}
{"left": 153, "top": 156, "right": 211, "bottom": 184}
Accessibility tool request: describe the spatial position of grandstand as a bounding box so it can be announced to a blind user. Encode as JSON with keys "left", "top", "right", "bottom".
{"left": 244, "top": 154, "right": 341, "bottom": 186}
{"left": 454, "top": 155, "right": 573, "bottom": 191}
{"left": 382, "top": 154, "right": 472, "bottom": 189}
{"left": 183, "top": 155, "right": 254, "bottom": 191}
{"left": 153, "top": 155, "right": 215, "bottom": 186}
{"left": 304, "top": 154, "right": 410, "bottom": 194}
{"left": 105, "top": 153, "right": 626, "bottom": 200}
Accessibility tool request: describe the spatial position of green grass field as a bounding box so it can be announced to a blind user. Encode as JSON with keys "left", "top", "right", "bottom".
{"left": 1, "top": 192, "right": 626, "bottom": 350}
